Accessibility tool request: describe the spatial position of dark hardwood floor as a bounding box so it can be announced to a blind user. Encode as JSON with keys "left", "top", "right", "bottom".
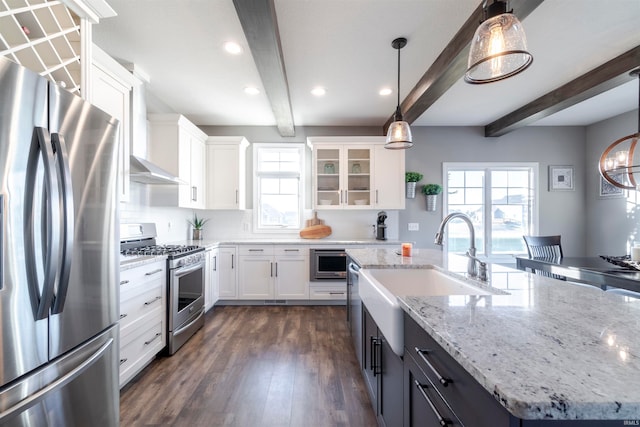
{"left": 120, "top": 306, "right": 377, "bottom": 426}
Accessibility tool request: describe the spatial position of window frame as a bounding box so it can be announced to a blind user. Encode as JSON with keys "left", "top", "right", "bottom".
{"left": 442, "top": 162, "right": 539, "bottom": 263}
{"left": 252, "top": 143, "right": 305, "bottom": 233}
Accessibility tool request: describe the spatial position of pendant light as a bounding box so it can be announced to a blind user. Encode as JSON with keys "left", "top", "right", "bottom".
{"left": 599, "top": 69, "right": 640, "bottom": 190}
{"left": 465, "top": 0, "right": 533, "bottom": 84}
{"left": 385, "top": 37, "right": 413, "bottom": 149}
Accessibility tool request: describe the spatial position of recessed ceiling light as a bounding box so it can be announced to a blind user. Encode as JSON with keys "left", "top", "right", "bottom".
{"left": 244, "top": 86, "right": 260, "bottom": 95}
{"left": 311, "top": 86, "right": 326, "bottom": 97}
{"left": 224, "top": 41, "right": 243, "bottom": 55}
{"left": 379, "top": 88, "right": 392, "bottom": 96}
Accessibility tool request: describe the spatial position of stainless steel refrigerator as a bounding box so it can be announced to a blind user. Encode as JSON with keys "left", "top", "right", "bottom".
{"left": 0, "top": 57, "right": 120, "bottom": 426}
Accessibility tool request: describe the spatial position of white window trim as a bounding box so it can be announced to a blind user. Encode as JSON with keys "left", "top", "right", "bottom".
{"left": 442, "top": 162, "right": 539, "bottom": 263}
{"left": 252, "top": 143, "right": 305, "bottom": 234}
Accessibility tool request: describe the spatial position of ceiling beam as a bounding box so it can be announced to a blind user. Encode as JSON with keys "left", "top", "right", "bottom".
{"left": 485, "top": 45, "right": 640, "bottom": 137}
{"left": 233, "top": 0, "right": 295, "bottom": 137}
{"left": 383, "top": 0, "right": 545, "bottom": 134}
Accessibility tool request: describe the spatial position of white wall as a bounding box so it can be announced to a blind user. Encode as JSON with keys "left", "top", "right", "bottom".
{"left": 585, "top": 109, "right": 639, "bottom": 255}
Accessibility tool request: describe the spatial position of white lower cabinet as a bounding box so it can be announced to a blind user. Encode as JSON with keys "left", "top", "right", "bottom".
{"left": 217, "top": 246, "right": 238, "bottom": 299}
{"left": 119, "top": 259, "right": 166, "bottom": 388}
{"left": 205, "top": 248, "right": 220, "bottom": 311}
{"left": 238, "top": 245, "right": 309, "bottom": 300}
{"left": 309, "top": 281, "right": 347, "bottom": 300}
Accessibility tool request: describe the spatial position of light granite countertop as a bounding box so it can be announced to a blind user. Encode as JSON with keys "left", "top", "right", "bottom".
{"left": 346, "top": 247, "right": 640, "bottom": 421}
{"left": 172, "top": 238, "right": 402, "bottom": 248}
{"left": 119, "top": 254, "right": 166, "bottom": 271}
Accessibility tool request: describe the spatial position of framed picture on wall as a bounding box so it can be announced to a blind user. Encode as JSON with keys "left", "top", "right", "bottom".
{"left": 548, "top": 165, "right": 574, "bottom": 191}
{"left": 599, "top": 175, "right": 625, "bottom": 198}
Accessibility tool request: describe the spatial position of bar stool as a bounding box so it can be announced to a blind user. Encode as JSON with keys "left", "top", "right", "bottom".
{"left": 522, "top": 235, "right": 565, "bottom": 280}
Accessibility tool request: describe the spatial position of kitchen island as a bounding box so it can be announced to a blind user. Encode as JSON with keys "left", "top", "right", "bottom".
{"left": 346, "top": 248, "right": 640, "bottom": 422}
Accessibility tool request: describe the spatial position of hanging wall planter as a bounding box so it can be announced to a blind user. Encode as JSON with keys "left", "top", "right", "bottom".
{"left": 422, "top": 183, "right": 442, "bottom": 212}
{"left": 425, "top": 195, "right": 438, "bottom": 211}
{"left": 405, "top": 172, "right": 423, "bottom": 199}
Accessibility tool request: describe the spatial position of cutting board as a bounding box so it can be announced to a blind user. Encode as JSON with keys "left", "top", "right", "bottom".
{"left": 305, "top": 211, "right": 324, "bottom": 227}
{"left": 299, "top": 224, "right": 332, "bottom": 239}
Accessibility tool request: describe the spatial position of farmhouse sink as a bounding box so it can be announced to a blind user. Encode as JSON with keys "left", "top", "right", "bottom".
{"left": 359, "top": 268, "right": 495, "bottom": 357}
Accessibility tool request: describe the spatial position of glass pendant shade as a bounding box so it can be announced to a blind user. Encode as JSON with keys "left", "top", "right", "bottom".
{"left": 385, "top": 119, "right": 413, "bottom": 149}
{"left": 465, "top": 10, "right": 532, "bottom": 84}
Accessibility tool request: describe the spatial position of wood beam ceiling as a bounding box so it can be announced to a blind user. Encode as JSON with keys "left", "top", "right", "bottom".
{"left": 233, "top": 0, "right": 295, "bottom": 137}
{"left": 485, "top": 46, "right": 640, "bottom": 137}
{"left": 383, "top": 0, "right": 545, "bottom": 134}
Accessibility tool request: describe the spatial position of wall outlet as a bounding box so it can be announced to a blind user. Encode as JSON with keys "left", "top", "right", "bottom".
{"left": 243, "top": 222, "right": 249, "bottom": 232}
{"left": 408, "top": 223, "right": 419, "bottom": 231}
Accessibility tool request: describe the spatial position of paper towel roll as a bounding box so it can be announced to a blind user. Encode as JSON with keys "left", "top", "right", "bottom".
{"left": 632, "top": 247, "right": 640, "bottom": 261}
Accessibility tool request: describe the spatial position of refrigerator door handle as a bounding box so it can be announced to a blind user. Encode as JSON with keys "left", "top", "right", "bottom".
{"left": 24, "top": 127, "right": 61, "bottom": 320}
{"left": 50, "top": 133, "right": 74, "bottom": 314}
{"left": 0, "top": 337, "right": 114, "bottom": 423}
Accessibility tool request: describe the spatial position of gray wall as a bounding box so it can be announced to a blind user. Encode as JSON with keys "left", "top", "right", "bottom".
{"left": 397, "top": 126, "right": 587, "bottom": 255}
{"left": 585, "top": 109, "right": 639, "bottom": 255}
{"left": 134, "top": 115, "right": 640, "bottom": 255}
{"left": 200, "top": 124, "right": 588, "bottom": 255}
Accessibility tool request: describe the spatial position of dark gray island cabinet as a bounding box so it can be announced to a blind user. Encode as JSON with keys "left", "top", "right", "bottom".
{"left": 362, "top": 306, "right": 404, "bottom": 427}
{"left": 403, "top": 312, "right": 628, "bottom": 427}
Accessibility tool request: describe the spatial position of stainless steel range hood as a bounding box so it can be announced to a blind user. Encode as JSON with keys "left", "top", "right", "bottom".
{"left": 129, "top": 155, "right": 185, "bottom": 185}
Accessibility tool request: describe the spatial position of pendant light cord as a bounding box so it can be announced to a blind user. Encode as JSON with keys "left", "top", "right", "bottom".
{"left": 396, "top": 45, "right": 401, "bottom": 110}
{"left": 636, "top": 70, "right": 640, "bottom": 133}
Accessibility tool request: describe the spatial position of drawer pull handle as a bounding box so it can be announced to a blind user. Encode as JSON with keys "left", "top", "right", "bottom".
{"left": 248, "top": 249, "right": 264, "bottom": 252}
{"left": 144, "top": 332, "right": 162, "bottom": 346}
{"left": 145, "top": 268, "right": 163, "bottom": 276}
{"left": 284, "top": 249, "right": 299, "bottom": 252}
{"left": 143, "top": 296, "right": 162, "bottom": 306}
{"left": 415, "top": 347, "right": 452, "bottom": 387}
{"left": 120, "top": 280, "right": 129, "bottom": 285}
{"left": 119, "top": 313, "right": 127, "bottom": 319}
{"left": 329, "top": 292, "right": 344, "bottom": 295}
{"left": 120, "top": 358, "right": 127, "bottom": 365}
{"left": 414, "top": 379, "right": 452, "bottom": 426}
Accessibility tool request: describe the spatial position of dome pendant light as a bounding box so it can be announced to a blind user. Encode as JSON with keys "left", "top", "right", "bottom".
{"left": 465, "top": 0, "right": 533, "bottom": 84}
{"left": 385, "top": 37, "right": 413, "bottom": 149}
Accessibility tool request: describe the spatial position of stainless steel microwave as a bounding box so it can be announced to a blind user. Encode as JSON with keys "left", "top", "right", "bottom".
{"left": 310, "top": 248, "right": 347, "bottom": 280}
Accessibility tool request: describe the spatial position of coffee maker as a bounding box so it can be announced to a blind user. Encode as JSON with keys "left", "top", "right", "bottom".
{"left": 376, "top": 211, "right": 387, "bottom": 241}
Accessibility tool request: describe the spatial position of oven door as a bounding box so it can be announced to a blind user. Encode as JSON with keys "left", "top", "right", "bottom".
{"left": 310, "top": 249, "right": 347, "bottom": 280}
{"left": 169, "top": 261, "right": 205, "bottom": 333}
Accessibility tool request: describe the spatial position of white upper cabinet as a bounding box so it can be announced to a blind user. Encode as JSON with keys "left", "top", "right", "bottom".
{"left": 205, "top": 136, "right": 249, "bottom": 210}
{"left": 90, "top": 45, "right": 135, "bottom": 203}
{"left": 147, "top": 114, "right": 208, "bottom": 209}
{"left": 307, "top": 137, "right": 405, "bottom": 210}
{"left": 373, "top": 144, "right": 405, "bottom": 209}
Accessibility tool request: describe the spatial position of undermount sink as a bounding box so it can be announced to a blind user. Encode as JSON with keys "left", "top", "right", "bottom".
{"left": 359, "top": 267, "right": 494, "bottom": 357}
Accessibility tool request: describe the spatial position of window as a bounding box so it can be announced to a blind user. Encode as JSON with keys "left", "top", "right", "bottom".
{"left": 253, "top": 144, "right": 304, "bottom": 231}
{"left": 443, "top": 163, "right": 538, "bottom": 261}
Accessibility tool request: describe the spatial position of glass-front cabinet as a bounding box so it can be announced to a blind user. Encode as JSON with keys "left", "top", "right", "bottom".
{"left": 309, "top": 136, "right": 406, "bottom": 210}
{"left": 314, "top": 145, "right": 372, "bottom": 209}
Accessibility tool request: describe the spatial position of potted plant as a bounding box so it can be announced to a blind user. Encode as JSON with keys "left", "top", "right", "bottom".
{"left": 405, "top": 172, "right": 424, "bottom": 199}
{"left": 421, "top": 183, "right": 442, "bottom": 211}
{"left": 188, "top": 212, "right": 209, "bottom": 240}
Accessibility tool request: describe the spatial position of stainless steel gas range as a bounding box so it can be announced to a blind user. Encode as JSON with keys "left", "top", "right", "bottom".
{"left": 120, "top": 223, "right": 205, "bottom": 355}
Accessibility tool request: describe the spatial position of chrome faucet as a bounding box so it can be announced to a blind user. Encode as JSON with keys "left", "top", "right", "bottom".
{"left": 434, "top": 212, "right": 486, "bottom": 280}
